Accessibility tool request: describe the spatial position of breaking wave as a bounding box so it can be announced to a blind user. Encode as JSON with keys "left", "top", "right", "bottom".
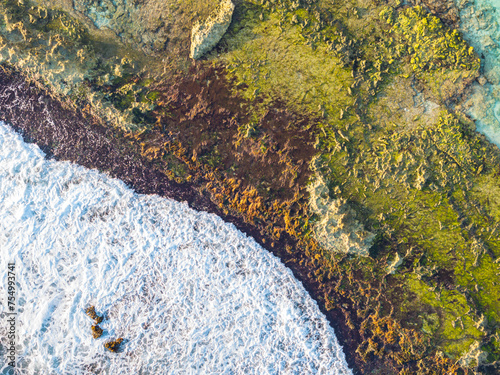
{"left": 0, "top": 121, "right": 351, "bottom": 374}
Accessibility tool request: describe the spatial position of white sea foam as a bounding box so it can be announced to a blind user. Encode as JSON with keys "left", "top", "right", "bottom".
{"left": 0, "top": 122, "right": 352, "bottom": 374}
{"left": 456, "top": 0, "right": 500, "bottom": 147}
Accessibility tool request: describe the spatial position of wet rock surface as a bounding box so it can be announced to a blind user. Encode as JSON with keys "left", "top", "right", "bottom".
{"left": 0, "top": 64, "right": 361, "bottom": 373}
{"left": 409, "top": 0, "right": 460, "bottom": 27}
{"left": 33, "top": 0, "right": 213, "bottom": 58}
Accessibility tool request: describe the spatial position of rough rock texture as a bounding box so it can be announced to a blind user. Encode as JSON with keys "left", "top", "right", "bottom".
{"left": 458, "top": 340, "right": 488, "bottom": 368}
{"left": 386, "top": 252, "right": 403, "bottom": 274}
{"left": 307, "top": 175, "right": 375, "bottom": 257}
{"left": 190, "top": 0, "right": 234, "bottom": 60}
{"left": 2, "top": 0, "right": 499, "bottom": 372}
{"left": 409, "top": 0, "right": 460, "bottom": 26}
{"left": 0, "top": 1, "right": 160, "bottom": 131}
{"left": 32, "top": 0, "right": 215, "bottom": 65}
{"left": 70, "top": 0, "right": 179, "bottom": 56}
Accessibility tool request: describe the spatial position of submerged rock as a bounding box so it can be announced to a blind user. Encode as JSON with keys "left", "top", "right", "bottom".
{"left": 91, "top": 324, "right": 103, "bottom": 339}
{"left": 190, "top": 0, "right": 235, "bottom": 60}
{"left": 85, "top": 305, "right": 104, "bottom": 324}
{"left": 307, "top": 175, "right": 375, "bottom": 257}
{"left": 104, "top": 338, "right": 124, "bottom": 353}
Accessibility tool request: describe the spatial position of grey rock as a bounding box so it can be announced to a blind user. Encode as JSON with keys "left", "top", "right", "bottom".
{"left": 190, "top": 0, "right": 234, "bottom": 60}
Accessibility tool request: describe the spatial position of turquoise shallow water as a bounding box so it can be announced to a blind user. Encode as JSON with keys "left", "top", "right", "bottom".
{"left": 456, "top": 0, "right": 500, "bottom": 147}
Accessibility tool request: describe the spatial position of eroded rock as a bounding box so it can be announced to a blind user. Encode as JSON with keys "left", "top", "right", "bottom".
{"left": 387, "top": 252, "right": 403, "bottom": 274}
{"left": 459, "top": 340, "right": 488, "bottom": 368}
{"left": 190, "top": 0, "right": 234, "bottom": 60}
{"left": 307, "top": 174, "right": 375, "bottom": 257}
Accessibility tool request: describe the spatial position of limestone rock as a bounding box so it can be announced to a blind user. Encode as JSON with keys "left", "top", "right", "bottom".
{"left": 190, "top": 0, "right": 234, "bottom": 60}
{"left": 459, "top": 340, "right": 488, "bottom": 367}
{"left": 307, "top": 175, "right": 375, "bottom": 257}
{"left": 386, "top": 253, "right": 403, "bottom": 274}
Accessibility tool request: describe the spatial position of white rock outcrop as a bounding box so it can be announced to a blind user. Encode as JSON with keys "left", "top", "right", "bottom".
{"left": 190, "top": 0, "right": 235, "bottom": 60}
{"left": 307, "top": 175, "right": 375, "bottom": 257}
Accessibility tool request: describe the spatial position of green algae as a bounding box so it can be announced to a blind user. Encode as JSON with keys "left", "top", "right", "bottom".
{"left": 0, "top": 0, "right": 161, "bottom": 130}
{"left": 323, "top": 109, "right": 500, "bottom": 366}
{"left": 406, "top": 274, "right": 484, "bottom": 358}
{"left": 1, "top": 0, "right": 500, "bottom": 371}
{"left": 382, "top": 5, "right": 479, "bottom": 72}
{"left": 219, "top": 2, "right": 500, "bottom": 367}
{"left": 377, "top": 5, "right": 481, "bottom": 104}
{"left": 221, "top": 4, "right": 354, "bottom": 123}
{"left": 471, "top": 175, "right": 500, "bottom": 223}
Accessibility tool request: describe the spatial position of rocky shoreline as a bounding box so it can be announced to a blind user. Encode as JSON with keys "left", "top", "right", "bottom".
{"left": 0, "top": 63, "right": 367, "bottom": 374}
{"left": 2, "top": 0, "right": 500, "bottom": 373}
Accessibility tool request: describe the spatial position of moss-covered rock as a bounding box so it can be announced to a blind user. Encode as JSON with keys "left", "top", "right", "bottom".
{"left": 1, "top": 0, "right": 500, "bottom": 373}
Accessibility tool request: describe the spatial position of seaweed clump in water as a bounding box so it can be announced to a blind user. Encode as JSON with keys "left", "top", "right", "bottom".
{"left": 104, "top": 338, "right": 124, "bottom": 353}
{"left": 86, "top": 305, "right": 105, "bottom": 339}
{"left": 85, "top": 305, "right": 104, "bottom": 324}
{"left": 91, "top": 324, "right": 103, "bottom": 339}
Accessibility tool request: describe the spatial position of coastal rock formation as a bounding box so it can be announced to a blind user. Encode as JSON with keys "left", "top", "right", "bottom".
{"left": 190, "top": 0, "right": 234, "bottom": 60}
{"left": 1, "top": 0, "right": 499, "bottom": 372}
{"left": 307, "top": 175, "right": 375, "bottom": 257}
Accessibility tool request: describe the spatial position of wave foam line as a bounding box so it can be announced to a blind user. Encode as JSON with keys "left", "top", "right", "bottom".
{"left": 0, "top": 122, "right": 351, "bottom": 374}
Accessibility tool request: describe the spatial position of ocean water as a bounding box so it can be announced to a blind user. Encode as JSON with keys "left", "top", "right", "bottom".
{"left": 0, "top": 121, "right": 352, "bottom": 374}
{"left": 456, "top": 0, "right": 500, "bottom": 147}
